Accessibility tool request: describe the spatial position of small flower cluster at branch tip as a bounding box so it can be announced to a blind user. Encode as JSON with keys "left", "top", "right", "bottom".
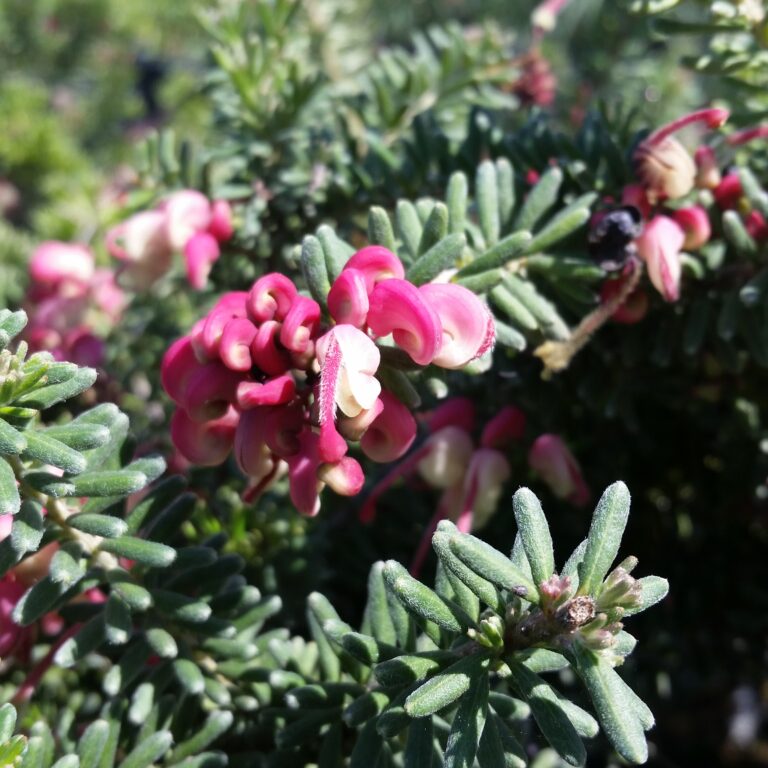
{"left": 528, "top": 433, "right": 590, "bottom": 507}
{"left": 510, "top": 49, "right": 556, "bottom": 107}
{"left": 162, "top": 247, "right": 495, "bottom": 516}
{"left": 106, "top": 190, "right": 233, "bottom": 291}
{"left": 24, "top": 242, "right": 125, "bottom": 367}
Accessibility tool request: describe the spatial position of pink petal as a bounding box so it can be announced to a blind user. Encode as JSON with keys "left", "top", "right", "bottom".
{"left": 343, "top": 246, "right": 405, "bottom": 292}
{"left": 422, "top": 397, "right": 476, "bottom": 433}
{"left": 319, "top": 457, "right": 365, "bottom": 496}
{"left": 162, "top": 336, "right": 203, "bottom": 405}
{"left": 528, "top": 434, "right": 589, "bottom": 507}
{"left": 328, "top": 268, "right": 369, "bottom": 327}
{"left": 234, "top": 410, "right": 276, "bottom": 480}
{"left": 360, "top": 391, "right": 417, "bottom": 463}
{"left": 636, "top": 215, "right": 684, "bottom": 302}
{"left": 198, "top": 292, "right": 249, "bottom": 358}
{"left": 338, "top": 398, "right": 384, "bottom": 441}
{"left": 162, "top": 190, "right": 212, "bottom": 251}
{"left": 247, "top": 273, "right": 298, "bottom": 323}
{"left": 671, "top": 206, "right": 711, "bottom": 251}
{"left": 184, "top": 232, "right": 220, "bottom": 290}
{"left": 419, "top": 283, "right": 495, "bottom": 369}
{"left": 171, "top": 407, "right": 238, "bottom": 466}
{"left": 417, "top": 426, "right": 475, "bottom": 489}
{"left": 236, "top": 374, "right": 296, "bottom": 409}
{"left": 367, "top": 279, "right": 442, "bottom": 365}
{"left": 29, "top": 242, "right": 94, "bottom": 288}
{"left": 208, "top": 200, "right": 234, "bottom": 242}
{"left": 480, "top": 406, "right": 526, "bottom": 448}
{"left": 219, "top": 318, "right": 257, "bottom": 371}
{"left": 181, "top": 362, "right": 242, "bottom": 422}
{"left": 286, "top": 430, "right": 323, "bottom": 516}
{"left": 250, "top": 320, "right": 291, "bottom": 376}
{"left": 279, "top": 296, "right": 321, "bottom": 353}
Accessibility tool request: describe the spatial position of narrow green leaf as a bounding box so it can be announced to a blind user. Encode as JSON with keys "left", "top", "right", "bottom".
{"left": 375, "top": 651, "right": 457, "bottom": 687}
{"left": 501, "top": 274, "right": 570, "bottom": 340}
{"left": 512, "top": 487, "right": 555, "bottom": 585}
{"left": 173, "top": 659, "right": 205, "bottom": 695}
{"left": 488, "top": 692, "right": 530, "bottom": 720}
{"left": 170, "top": 710, "right": 233, "bottom": 762}
{"left": 0, "top": 703, "right": 16, "bottom": 742}
{"left": 0, "top": 311, "right": 27, "bottom": 340}
{"left": 368, "top": 207, "right": 397, "bottom": 251}
{"left": 493, "top": 320, "right": 527, "bottom": 351}
{"left": 397, "top": 199, "right": 423, "bottom": 260}
{"left": 578, "top": 481, "right": 631, "bottom": 596}
{"left": 128, "top": 683, "right": 155, "bottom": 726}
{"left": 406, "top": 233, "right": 466, "bottom": 285}
{"left": 490, "top": 284, "right": 539, "bottom": 330}
{"left": 508, "top": 660, "right": 586, "bottom": 766}
{"left": 99, "top": 537, "right": 176, "bottom": 568}
{"left": 524, "top": 193, "right": 597, "bottom": 254}
{"left": 68, "top": 470, "right": 148, "bottom": 498}
{"left": 723, "top": 210, "right": 758, "bottom": 258}
{"left": 478, "top": 714, "right": 526, "bottom": 768}
{"left": 151, "top": 590, "right": 211, "bottom": 624}
{"left": 457, "top": 230, "right": 532, "bottom": 278}
{"left": 9, "top": 501, "right": 44, "bottom": 555}
{"left": 55, "top": 616, "right": 105, "bottom": 667}
{"left": 405, "top": 653, "right": 490, "bottom": 718}
{"left": 447, "top": 172, "right": 468, "bottom": 235}
{"left": 496, "top": 158, "right": 516, "bottom": 230}
{"left": 477, "top": 160, "right": 500, "bottom": 246}
{"left": 350, "top": 718, "right": 384, "bottom": 768}
{"left": 104, "top": 595, "right": 132, "bottom": 645}
{"left": 13, "top": 577, "right": 72, "bottom": 625}
{"left": 338, "top": 629, "right": 398, "bottom": 665}
{"left": 518, "top": 648, "right": 569, "bottom": 674}
{"left": 0, "top": 418, "right": 26, "bottom": 455}
{"left": 383, "top": 560, "right": 472, "bottom": 633}
{"left": 317, "top": 225, "right": 354, "bottom": 281}
{"left": 301, "top": 235, "right": 331, "bottom": 309}
{"left": 49, "top": 547, "right": 85, "bottom": 587}
{"left": 14, "top": 367, "right": 97, "bottom": 409}
{"left": 77, "top": 720, "right": 110, "bottom": 768}
{"left": 109, "top": 575, "right": 153, "bottom": 611}
{"left": 444, "top": 672, "right": 488, "bottom": 768}
{"left": 52, "top": 756, "right": 79, "bottom": 768}
{"left": 42, "top": 423, "right": 110, "bottom": 451}
{"left": 514, "top": 167, "right": 563, "bottom": 232}
{"left": 622, "top": 575, "right": 669, "bottom": 617}
{"left": 404, "top": 718, "right": 433, "bottom": 768}
{"left": 454, "top": 269, "right": 504, "bottom": 293}
{"left": 739, "top": 166, "right": 768, "bottom": 218}
{"left": 68, "top": 513, "right": 127, "bottom": 538}
{"left": 343, "top": 690, "right": 391, "bottom": 727}
{"left": 117, "top": 730, "right": 173, "bottom": 768}
{"left": 418, "top": 201, "right": 449, "bottom": 255}
{"left": 364, "top": 561, "right": 397, "bottom": 645}
{"left": 275, "top": 709, "right": 338, "bottom": 749}
{"left": 0, "top": 458, "right": 20, "bottom": 515}
{"left": 571, "top": 643, "right": 648, "bottom": 763}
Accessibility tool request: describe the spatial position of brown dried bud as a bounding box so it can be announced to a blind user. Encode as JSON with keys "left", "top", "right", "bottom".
{"left": 555, "top": 595, "right": 596, "bottom": 631}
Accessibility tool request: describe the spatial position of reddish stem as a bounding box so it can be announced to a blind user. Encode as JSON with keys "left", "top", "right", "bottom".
{"left": 646, "top": 108, "right": 729, "bottom": 146}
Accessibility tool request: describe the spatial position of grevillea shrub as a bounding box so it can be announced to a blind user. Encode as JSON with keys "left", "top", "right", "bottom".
{"left": 4, "top": 0, "right": 768, "bottom": 766}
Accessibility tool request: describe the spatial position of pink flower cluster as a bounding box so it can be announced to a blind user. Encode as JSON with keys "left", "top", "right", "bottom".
{"left": 106, "top": 190, "right": 233, "bottom": 291}
{"left": 24, "top": 242, "right": 125, "bottom": 367}
{"left": 162, "top": 246, "right": 495, "bottom": 516}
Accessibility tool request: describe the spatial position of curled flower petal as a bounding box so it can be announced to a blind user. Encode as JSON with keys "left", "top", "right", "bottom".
{"left": 338, "top": 398, "right": 384, "bottom": 441}
{"left": 528, "top": 433, "right": 590, "bottom": 507}
{"left": 419, "top": 283, "right": 495, "bottom": 368}
{"left": 208, "top": 199, "right": 234, "bottom": 242}
{"left": 250, "top": 320, "right": 291, "bottom": 376}
{"left": 237, "top": 374, "right": 296, "bottom": 409}
{"left": 29, "top": 242, "right": 94, "bottom": 291}
{"left": 162, "top": 190, "right": 212, "bottom": 251}
{"left": 319, "top": 457, "right": 365, "bottom": 496}
{"left": 198, "top": 292, "right": 249, "bottom": 358}
{"left": 328, "top": 268, "right": 369, "bottom": 327}
{"left": 171, "top": 407, "right": 238, "bottom": 466}
{"left": 417, "top": 426, "right": 475, "bottom": 489}
{"left": 360, "top": 391, "right": 417, "bottom": 463}
{"left": 219, "top": 318, "right": 258, "bottom": 372}
{"left": 181, "top": 362, "right": 242, "bottom": 422}
{"left": 107, "top": 211, "right": 172, "bottom": 289}
{"left": 695, "top": 146, "right": 721, "bottom": 189}
{"left": 247, "top": 273, "right": 298, "bottom": 323}
{"left": 367, "top": 279, "right": 442, "bottom": 365}
{"left": 184, "top": 232, "right": 220, "bottom": 290}
{"left": 286, "top": 430, "right": 323, "bottom": 517}
{"left": 162, "top": 336, "right": 204, "bottom": 405}
{"left": 423, "top": 397, "right": 475, "bottom": 433}
{"left": 280, "top": 296, "right": 321, "bottom": 354}
{"left": 636, "top": 215, "right": 685, "bottom": 302}
{"left": 344, "top": 246, "right": 405, "bottom": 292}
{"left": 234, "top": 410, "right": 275, "bottom": 481}
{"left": 480, "top": 406, "right": 526, "bottom": 448}
{"left": 672, "top": 206, "right": 711, "bottom": 251}
{"left": 263, "top": 404, "right": 304, "bottom": 457}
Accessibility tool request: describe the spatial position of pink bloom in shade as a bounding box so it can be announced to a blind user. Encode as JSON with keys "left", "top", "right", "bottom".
{"left": 528, "top": 434, "right": 590, "bottom": 507}
{"left": 418, "top": 283, "right": 495, "bottom": 369}
{"left": 328, "top": 269, "right": 370, "bottom": 327}
{"left": 162, "top": 336, "right": 204, "bottom": 405}
{"left": 262, "top": 404, "right": 304, "bottom": 458}
{"left": 90, "top": 269, "right": 127, "bottom": 322}
{"left": 286, "top": 430, "right": 324, "bottom": 517}
{"left": 457, "top": 449, "right": 511, "bottom": 531}
{"left": 236, "top": 374, "right": 296, "bottom": 409}
{"left": 207, "top": 200, "right": 234, "bottom": 243}
{"left": 636, "top": 215, "right": 685, "bottom": 302}
{"left": 480, "top": 406, "right": 526, "bottom": 448}
{"left": 713, "top": 173, "right": 743, "bottom": 210}
{"left": 250, "top": 321, "right": 291, "bottom": 376}
{"left": 672, "top": 206, "right": 711, "bottom": 251}
{"left": 247, "top": 273, "right": 297, "bottom": 324}
{"left": 600, "top": 277, "right": 649, "bottom": 324}
{"left": 319, "top": 456, "right": 365, "bottom": 496}
{"left": 107, "top": 210, "right": 173, "bottom": 289}
{"left": 422, "top": 397, "right": 476, "bottom": 434}
{"left": 746, "top": 211, "right": 768, "bottom": 242}
{"left": 234, "top": 410, "right": 276, "bottom": 481}
{"left": 219, "top": 318, "right": 257, "bottom": 372}
{"left": 171, "top": 407, "right": 238, "bottom": 466}
{"left": 360, "top": 391, "right": 417, "bottom": 463}
{"left": 162, "top": 190, "right": 212, "bottom": 251}
{"left": 66, "top": 330, "right": 105, "bottom": 368}
{"left": 279, "top": 296, "right": 321, "bottom": 354}
{"left": 180, "top": 361, "right": 242, "bottom": 422}
{"left": 29, "top": 242, "right": 94, "bottom": 295}
{"left": 184, "top": 232, "right": 221, "bottom": 291}
{"left": 315, "top": 325, "right": 381, "bottom": 462}
{"left": 343, "top": 246, "right": 405, "bottom": 292}
{"left": 338, "top": 398, "right": 385, "bottom": 441}
{"left": 417, "top": 426, "right": 475, "bottom": 489}
{"left": 367, "top": 279, "right": 443, "bottom": 365}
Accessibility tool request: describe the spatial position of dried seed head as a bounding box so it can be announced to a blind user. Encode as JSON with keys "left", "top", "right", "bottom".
{"left": 556, "top": 595, "right": 596, "bottom": 630}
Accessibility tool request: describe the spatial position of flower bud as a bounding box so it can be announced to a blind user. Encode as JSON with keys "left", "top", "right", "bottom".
{"left": 636, "top": 215, "right": 685, "bottom": 302}
{"left": 528, "top": 433, "right": 590, "bottom": 506}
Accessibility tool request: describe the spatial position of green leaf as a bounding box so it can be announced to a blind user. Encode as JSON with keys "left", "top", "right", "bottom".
{"left": 14, "top": 367, "right": 97, "bottom": 409}
{"left": 55, "top": 616, "right": 105, "bottom": 667}
{"left": 317, "top": 225, "right": 354, "bottom": 282}
{"left": 383, "top": 559, "right": 472, "bottom": 633}
{"left": 444, "top": 525, "right": 539, "bottom": 603}
{"left": 173, "top": 659, "right": 205, "bottom": 695}
{"left": 104, "top": 595, "right": 132, "bottom": 645}
{"left": 405, "top": 653, "right": 490, "bottom": 718}
{"left": 301, "top": 235, "right": 331, "bottom": 309}
{"left": 144, "top": 628, "right": 179, "bottom": 659}
{"left": 337, "top": 628, "right": 398, "bottom": 665}
{"left": 723, "top": 210, "right": 758, "bottom": 258}
{"left": 49, "top": 547, "right": 85, "bottom": 587}
{"left": 447, "top": 171, "right": 468, "bottom": 235}
{"left": 512, "top": 487, "right": 555, "bottom": 585}
{"left": 52, "top": 756, "right": 80, "bottom": 768}
{"left": 578, "top": 481, "right": 631, "bottom": 596}
{"left": 561, "top": 538, "right": 587, "bottom": 589}
{"left": 508, "top": 660, "right": 586, "bottom": 766}
{"left": 77, "top": 720, "right": 110, "bottom": 768}
{"left": 418, "top": 202, "right": 449, "bottom": 255}
{"left": 117, "top": 730, "right": 173, "bottom": 768}
{"left": 0, "top": 458, "right": 20, "bottom": 515}
{"left": 0, "top": 735, "right": 26, "bottom": 767}
{"left": 513, "top": 167, "right": 563, "bottom": 232}
{"left": 68, "top": 470, "right": 148, "bottom": 498}
{"left": 68, "top": 514, "right": 127, "bottom": 538}
{"left": 397, "top": 199, "right": 424, "bottom": 260}
{"left": 0, "top": 703, "right": 16, "bottom": 742}
{"left": 478, "top": 714, "right": 526, "bottom": 768}
{"left": 151, "top": 590, "right": 211, "bottom": 623}
{"left": 350, "top": 718, "right": 384, "bottom": 768}
{"left": 23, "top": 430, "right": 86, "bottom": 475}
{"left": 406, "top": 233, "right": 466, "bottom": 285}
{"left": 477, "top": 160, "right": 500, "bottom": 247}
{"left": 524, "top": 193, "right": 597, "bottom": 254}
{"left": 170, "top": 711, "right": 233, "bottom": 762}
{"left": 623, "top": 575, "right": 669, "bottom": 616}
{"left": 9, "top": 501, "right": 44, "bottom": 555}
{"left": 501, "top": 274, "right": 570, "bottom": 340}
{"left": 42, "top": 423, "right": 110, "bottom": 451}
{"left": 99, "top": 537, "right": 176, "bottom": 568}
{"left": 109, "top": 574, "right": 153, "bottom": 611}
{"left": 518, "top": 648, "right": 569, "bottom": 674}
{"left": 343, "top": 690, "right": 391, "bottom": 727}
{"left": 444, "top": 672, "right": 488, "bottom": 768}
{"left": 0, "top": 418, "right": 26, "bottom": 455}
{"left": 496, "top": 158, "right": 516, "bottom": 230}
{"left": 375, "top": 651, "right": 457, "bottom": 686}
{"left": 368, "top": 207, "right": 397, "bottom": 251}
{"left": 13, "top": 576, "right": 72, "bottom": 625}
{"left": 0, "top": 310, "right": 27, "bottom": 339}
{"left": 404, "top": 718, "right": 433, "bottom": 768}
{"left": 571, "top": 643, "right": 648, "bottom": 763}
{"left": 455, "top": 231, "right": 532, "bottom": 278}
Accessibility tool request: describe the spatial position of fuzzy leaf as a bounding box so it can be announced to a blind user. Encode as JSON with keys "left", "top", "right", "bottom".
{"left": 0, "top": 418, "right": 26, "bottom": 455}
{"left": 456, "top": 231, "right": 532, "bottom": 278}
{"left": 68, "top": 513, "right": 127, "bottom": 538}
{"left": 622, "top": 576, "right": 669, "bottom": 617}
{"left": 368, "top": 207, "right": 397, "bottom": 251}
{"left": 0, "top": 457, "right": 20, "bottom": 515}
{"left": 524, "top": 193, "right": 597, "bottom": 254}
{"left": 301, "top": 235, "right": 331, "bottom": 309}
{"left": 513, "top": 167, "right": 563, "bottom": 232}
{"left": 444, "top": 672, "right": 488, "bottom": 768}
{"left": 77, "top": 720, "right": 110, "bottom": 768}
{"left": 512, "top": 487, "right": 555, "bottom": 585}
{"left": 477, "top": 160, "right": 500, "bottom": 246}
{"left": 406, "top": 233, "right": 466, "bottom": 285}
{"left": 13, "top": 367, "right": 97, "bottom": 409}
{"left": 170, "top": 711, "right": 234, "bottom": 762}
{"left": 117, "top": 730, "right": 173, "bottom": 768}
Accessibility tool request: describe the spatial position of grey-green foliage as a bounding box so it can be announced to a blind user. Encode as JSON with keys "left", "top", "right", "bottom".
{"left": 284, "top": 482, "right": 667, "bottom": 766}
